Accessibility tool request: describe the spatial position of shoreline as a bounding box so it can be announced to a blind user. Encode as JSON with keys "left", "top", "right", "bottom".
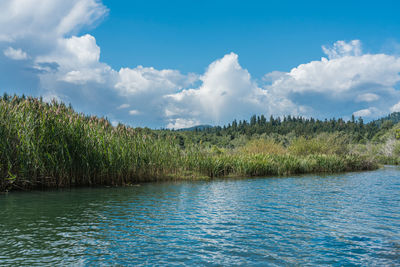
{"left": 2, "top": 162, "right": 381, "bottom": 193}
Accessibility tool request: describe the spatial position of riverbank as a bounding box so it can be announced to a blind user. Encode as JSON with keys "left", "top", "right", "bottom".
{"left": 0, "top": 95, "right": 380, "bottom": 191}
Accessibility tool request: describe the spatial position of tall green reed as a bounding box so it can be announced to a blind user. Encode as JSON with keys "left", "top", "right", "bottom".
{"left": 0, "top": 95, "right": 379, "bottom": 191}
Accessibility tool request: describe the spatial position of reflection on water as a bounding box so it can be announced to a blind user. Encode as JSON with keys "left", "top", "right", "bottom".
{"left": 1, "top": 167, "right": 400, "bottom": 265}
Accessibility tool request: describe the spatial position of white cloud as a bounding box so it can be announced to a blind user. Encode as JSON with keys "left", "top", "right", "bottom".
{"left": 267, "top": 53, "right": 400, "bottom": 96}
{"left": 0, "top": 34, "right": 13, "bottom": 42}
{"left": 353, "top": 108, "right": 370, "bottom": 117}
{"left": 391, "top": 102, "right": 400, "bottom": 113}
{"left": 353, "top": 107, "right": 380, "bottom": 118}
{"left": 166, "top": 53, "right": 254, "bottom": 121}
{"left": 0, "top": 0, "right": 107, "bottom": 42}
{"left": 115, "top": 66, "right": 197, "bottom": 96}
{"left": 42, "top": 92, "right": 62, "bottom": 103}
{"left": 118, "top": 103, "right": 130, "bottom": 109}
{"left": 167, "top": 118, "right": 200, "bottom": 129}
{"left": 35, "top": 34, "right": 116, "bottom": 87}
{"left": 260, "top": 40, "right": 400, "bottom": 122}
{"left": 164, "top": 52, "right": 310, "bottom": 128}
{"left": 3, "top": 46, "right": 28, "bottom": 60}
{"left": 0, "top": 0, "right": 113, "bottom": 109}
{"left": 1, "top": 2, "right": 400, "bottom": 128}
{"left": 129, "top": 109, "right": 140, "bottom": 115}
{"left": 61, "top": 34, "right": 100, "bottom": 65}
{"left": 166, "top": 53, "right": 270, "bottom": 127}
{"left": 322, "top": 40, "right": 362, "bottom": 59}
{"left": 355, "top": 93, "right": 380, "bottom": 102}
{"left": 55, "top": 0, "right": 108, "bottom": 36}
{"left": 262, "top": 71, "right": 286, "bottom": 83}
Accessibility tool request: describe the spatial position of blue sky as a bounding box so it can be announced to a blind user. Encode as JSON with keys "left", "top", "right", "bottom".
{"left": 1, "top": 0, "right": 400, "bottom": 128}
{"left": 92, "top": 1, "right": 400, "bottom": 74}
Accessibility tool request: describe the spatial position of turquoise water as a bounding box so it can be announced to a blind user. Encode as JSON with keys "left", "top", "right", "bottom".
{"left": 1, "top": 168, "right": 399, "bottom": 266}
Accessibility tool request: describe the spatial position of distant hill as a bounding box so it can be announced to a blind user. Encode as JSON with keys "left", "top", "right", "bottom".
{"left": 177, "top": 125, "right": 213, "bottom": 131}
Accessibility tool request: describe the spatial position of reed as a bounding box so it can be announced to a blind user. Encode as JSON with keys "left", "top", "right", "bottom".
{"left": 0, "top": 95, "right": 379, "bottom": 191}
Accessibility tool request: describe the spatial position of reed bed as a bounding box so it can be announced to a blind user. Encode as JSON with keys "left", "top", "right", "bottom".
{"left": 0, "top": 95, "right": 378, "bottom": 191}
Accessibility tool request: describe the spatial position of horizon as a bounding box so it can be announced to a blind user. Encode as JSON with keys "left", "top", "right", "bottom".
{"left": 1, "top": 0, "right": 400, "bottom": 129}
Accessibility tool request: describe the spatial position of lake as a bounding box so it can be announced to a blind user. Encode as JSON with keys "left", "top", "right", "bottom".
{"left": 1, "top": 167, "right": 399, "bottom": 266}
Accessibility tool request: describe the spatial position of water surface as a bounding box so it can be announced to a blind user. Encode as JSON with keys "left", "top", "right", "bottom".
{"left": 1, "top": 168, "right": 400, "bottom": 266}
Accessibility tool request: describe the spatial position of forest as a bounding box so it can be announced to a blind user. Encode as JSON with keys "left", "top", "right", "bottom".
{"left": 2, "top": 94, "right": 400, "bottom": 191}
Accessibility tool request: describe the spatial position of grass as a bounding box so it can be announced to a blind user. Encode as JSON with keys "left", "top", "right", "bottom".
{"left": 0, "top": 95, "right": 379, "bottom": 191}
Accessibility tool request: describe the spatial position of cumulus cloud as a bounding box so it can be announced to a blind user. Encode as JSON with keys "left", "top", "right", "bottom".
{"left": 167, "top": 118, "right": 200, "bottom": 130}
{"left": 166, "top": 53, "right": 258, "bottom": 122}
{"left": 353, "top": 107, "right": 381, "bottom": 118}
{"left": 3, "top": 46, "right": 28, "bottom": 60}
{"left": 391, "top": 102, "right": 400, "bottom": 113}
{"left": 322, "top": 40, "right": 362, "bottom": 59}
{"left": 262, "top": 40, "right": 400, "bottom": 120}
{"left": 164, "top": 53, "right": 303, "bottom": 128}
{"left": 129, "top": 109, "right": 140, "bottom": 115}
{"left": 0, "top": 0, "right": 107, "bottom": 42}
{"left": 115, "top": 66, "right": 197, "bottom": 96}
{"left": 0, "top": 0, "right": 112, "bottom": 111}
{"left": 36, "top": 34, "right": 114, "bottom": 85}
{"left": 267, "top": 53, "right": 400, "bottom": 96}
{"left": 355, "top": 93, "right": 380, "bottom": 102}
{"left": 1, "top": 1, "right": 400, "bottom": 128}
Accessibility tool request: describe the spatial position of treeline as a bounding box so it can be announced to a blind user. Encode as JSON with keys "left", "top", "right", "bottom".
{"left": 191, "top": 114, "right": 397, "bottom": 141}
{"left": 169, "top": 113, "right": 399, "bottom": 150}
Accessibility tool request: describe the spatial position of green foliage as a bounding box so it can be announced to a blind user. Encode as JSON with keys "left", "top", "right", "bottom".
{"left": 395, "top": 129, "right": 400, "bottom": 140}
{"left": 0, "top": 95, "right": 383, "bottom": 191}
{"left": 238, "top": 139, "right": 286, "bottom": 155}
{"left": 186, "top": 113, "right": 383, "bottom": 143}
{"left": 0, "top": 95, "right": 189, "bottom": 190}
{"left": 288, "top": 133, "right": 349, "bottom": 156}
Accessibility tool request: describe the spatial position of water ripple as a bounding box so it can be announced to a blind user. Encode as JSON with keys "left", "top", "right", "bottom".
{"left": 1, "top": 167, "right": 400, "bottom": 265}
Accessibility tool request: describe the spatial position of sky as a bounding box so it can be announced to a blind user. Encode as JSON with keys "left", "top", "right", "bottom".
{"left": 1, "top": 0, "right": 400, "bottom": 129}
